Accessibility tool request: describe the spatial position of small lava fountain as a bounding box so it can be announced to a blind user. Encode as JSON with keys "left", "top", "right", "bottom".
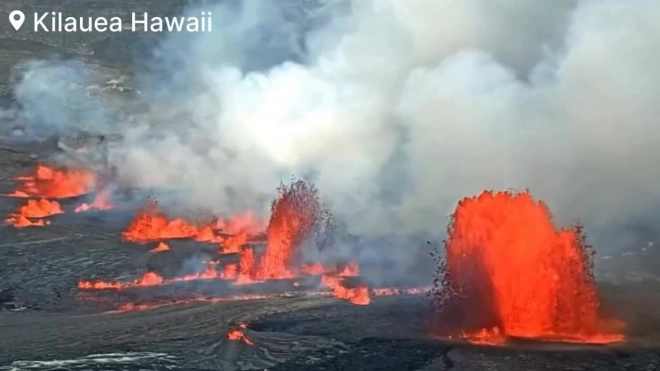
{"left": 432, "top": 190, "right": 624, "bottom": 345}
{"left": 256, "top": 179, "right": 324, "bottom": 280}
{"left": 4, "top": 164, "right": 96, "bottom": 199}
{"left": 227, "top": 322, "right": 254, "bottom": 345}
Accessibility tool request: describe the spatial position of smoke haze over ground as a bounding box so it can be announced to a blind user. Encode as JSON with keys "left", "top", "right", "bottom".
{"left": 7, "top": 0, "right": 660, "bottom": 258}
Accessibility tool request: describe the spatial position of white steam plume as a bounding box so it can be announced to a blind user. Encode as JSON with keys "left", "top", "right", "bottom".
{"left": 12, "top": 0, "right": 660, "bottom": 256}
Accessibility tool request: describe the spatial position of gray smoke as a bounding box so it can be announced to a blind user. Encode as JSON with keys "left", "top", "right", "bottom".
{"left": 10, "top": 0, "right": 660, "bottom": 263}
{"left": 9, "top": 60, "right": 119, "bottom": 138}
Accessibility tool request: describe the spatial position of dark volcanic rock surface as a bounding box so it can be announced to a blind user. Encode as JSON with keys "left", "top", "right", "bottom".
{"left": 0, "top": 0, "right": 184, "bottom": 95}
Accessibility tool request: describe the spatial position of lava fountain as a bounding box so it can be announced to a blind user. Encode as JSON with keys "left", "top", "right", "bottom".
{"left": 227, "top": 322, "right": 254, "bottom": 345}
{"left": 255, "top": 180, "right": 325, "bottom": 280}
{"left": 4, "top": 164, "right": 96, "bottom": 198}
{"left": 432, "top": 190, "right": 624, "bottom": 345}
{"left": 4, "top": 199, "right": 63, "bottom": 227}
{"left": 122, "top": 200, "right": 200, "bottom": 242}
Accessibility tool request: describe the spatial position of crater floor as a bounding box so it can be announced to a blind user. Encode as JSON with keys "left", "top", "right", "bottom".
{"left": 0, "top": 140, "right": 659, "bottom": 371}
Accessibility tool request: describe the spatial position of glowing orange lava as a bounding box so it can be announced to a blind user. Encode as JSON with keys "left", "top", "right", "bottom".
{"left": 236, "top": 247, "right": 256, "bottom": 283}
{"left": 122, "top": 201, "right": 263, "bottom": 245}
{"left": 215, "top": 213, "right": 266, "bottom": 253}
{"left": 433, "top": 190, "right": 624, "bottom": 345}
{"left": 5, "top": 199, "right": 63, "bottom": 227}
{"left": 217, "top": 212, "right": 264, "bottom": 236}
{"left": 78, "top": 272, "right": 163, "bottom": 290}
{"left": 122, "top": 200, "right": 199, "bottom": 242}
{"left": 321, "top": 275, "right": 370, "bottom": 305}
{"left": 256, "top": 180, "right": 322, "bottom": 280}
{"left": 5, "top": 165, "right": 95, "bottom": 198}
{"left": 77, "top": 260, "right": 374, "bottom": 305}
{"left": 321, "top": 261, "right": 370, "bottom": 305}
{"left": 227, "top": 322, "right": 254, "bottom": 345}
{"left": 75, "top": 189, "right": 113, "bottom": 212}
{"left": 218, "top": 231, "right": 250, "bottom": 253}
{"left": 150, "top": 242, "right": 170, "bottom": 252}
{"left": 78, "top": 180, "right": 376, "bottom": 306}
{"left": 78, "top": 265, "right": 240, "bottom": 290}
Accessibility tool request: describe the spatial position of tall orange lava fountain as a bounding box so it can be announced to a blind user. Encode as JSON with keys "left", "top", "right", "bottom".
{"left": 433, "top": 190, "right": 623, "bottom": 345}
{"left": 256, "top": 180, "right": 323, "bottom": 280}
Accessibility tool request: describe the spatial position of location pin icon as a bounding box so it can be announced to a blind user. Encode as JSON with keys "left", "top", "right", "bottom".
{"left": 9, "top": 10, "right": 25, "bottom": 31}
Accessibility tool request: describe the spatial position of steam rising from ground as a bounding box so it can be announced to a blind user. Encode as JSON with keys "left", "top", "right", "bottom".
{"left": 9, "top": 0, "right": 660, "bottom": 256}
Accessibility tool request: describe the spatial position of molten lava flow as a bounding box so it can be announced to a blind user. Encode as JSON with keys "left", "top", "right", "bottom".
{"left": 338, "top": 261, "right": 360, "bottom": 276}
{"left": 78, "top": 280, "right": 125, "bottom": 290}
{"left": 123, "top": 200, "right": 264, "bottom": 244}
{"left": 75, "top": 189, "right": 113, "bottom": 213}
{"left": 6, "top": 165, "right": 95, "bottom": 198}
{"left": 5, "top": 199, "right": 63, "bottom": 228}
{"left": 222, "top": 263, "right": 238, "bottom": 279}
{"left": 225, "top": 180, "right": 334, "bottom": 284}
{"left": 218, "top": 231, "right": 249, "bottom": 253}
{"left": 122, "top": 200, "right": 201, "bottom": 242}
{"left": 218, "top": 212, "right": 264, "bottom": 236}
{"left": 236, "top": 247, "right": 256, "bottom": 284}
{"left": 13, "top": 199, "right": 63, "bottom": 218}
{"left": 78, "top": 263, "right": 240, "bottom": 290}
{"left": 6, "top": 216, "right": 48, "bottom": 228}
{"left": 77, "top": 180, "right": 379, "bottom": 307}
{"left": 256, "top": 180, "right": 323, "bottom": 280}
{"left": 150, "top": 242, "right": 170, "bottom": 252}
{"left": 78, "top": 272, "right": 164, "bottom": 290}
{"left": 177, "top": 260, "right": 242, "bottom": 281}
{"left": 227, "top": 322, "right": 254, "bottom": 345}
{"left": 320, "top": 261, "right": 370, "bottom": 305}
{"left": 433, "top": 190, "right": 624, "bottom": 345}
{"left": 321, "top": 275, "right": 371, "bottom": 305}
{"left": 216, "top": 213, "right": 266, "bottom": 252}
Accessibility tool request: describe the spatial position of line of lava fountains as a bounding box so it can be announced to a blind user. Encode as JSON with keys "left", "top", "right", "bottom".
{"left": 79, "top": 178, "right": 372, "bottom": 305}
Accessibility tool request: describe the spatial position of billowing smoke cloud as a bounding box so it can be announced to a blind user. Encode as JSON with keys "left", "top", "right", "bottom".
{"left": 8, "top": 60, "right": 120, "bottom": 138}
{"left": 9, "top": 0, "right": 660, "bottom": 261}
